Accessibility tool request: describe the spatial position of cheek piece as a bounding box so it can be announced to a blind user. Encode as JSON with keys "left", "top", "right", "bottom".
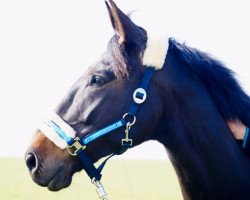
{"left": 38, "top": 35, "right": 168, "bottom": 199}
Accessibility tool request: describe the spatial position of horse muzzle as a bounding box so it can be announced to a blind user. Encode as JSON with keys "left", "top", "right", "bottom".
{"left": 25, "top": 130, "right": 76, "bottom": 191}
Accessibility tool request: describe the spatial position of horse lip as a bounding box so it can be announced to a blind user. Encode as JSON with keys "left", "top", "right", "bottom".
{"left": 31, "top": 166, "right": 63, "bottom": 188}
{"left": 47, "top": 166, "right": 63, "bottom": 184}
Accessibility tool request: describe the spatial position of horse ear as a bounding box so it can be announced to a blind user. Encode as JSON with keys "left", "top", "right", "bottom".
{"left": 105, "top": 0, "right": 146, "bottom": 48}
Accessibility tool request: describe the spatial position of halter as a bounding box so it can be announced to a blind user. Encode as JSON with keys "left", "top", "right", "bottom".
{"left": 41, "top": 67, "right": 155, "bottom": 199}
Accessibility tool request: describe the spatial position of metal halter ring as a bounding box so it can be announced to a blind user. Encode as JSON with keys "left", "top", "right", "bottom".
{"left": 123, "top": 113, "right": 136, "bottom": 126}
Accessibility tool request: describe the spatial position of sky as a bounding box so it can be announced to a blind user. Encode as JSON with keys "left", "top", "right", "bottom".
{"left": 0, "top": 0, "right": 250, "bottom": 159}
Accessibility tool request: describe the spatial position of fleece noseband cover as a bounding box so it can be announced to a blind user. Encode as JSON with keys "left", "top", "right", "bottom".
{"left": 39, "top": 112, "right": 76, "bottom": 149}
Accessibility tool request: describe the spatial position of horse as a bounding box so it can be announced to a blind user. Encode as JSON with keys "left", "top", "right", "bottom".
{"left": 25, "top": 0, "right": 250, "bottom": 199}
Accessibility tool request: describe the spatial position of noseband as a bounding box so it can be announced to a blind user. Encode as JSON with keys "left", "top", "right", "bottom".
{"left": 41, "top": 67, "right": 155, "bottom": 199}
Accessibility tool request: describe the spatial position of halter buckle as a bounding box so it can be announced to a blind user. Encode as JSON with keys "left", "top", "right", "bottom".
{"left": 67, "top": 137, "right": 86, "bottom": 156}
{"left": 133, "top": 88, "right": 147, "bottom": 104}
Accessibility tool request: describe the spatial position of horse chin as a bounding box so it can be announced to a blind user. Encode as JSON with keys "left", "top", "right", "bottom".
{"left": 47, "top": 177, "right": 72, "bottom": 191}
{"left": 46, "top": 167, "right": 73, "bottom": 191}
{"left": 30, "top": 165, "right": 73, "bottom": 191}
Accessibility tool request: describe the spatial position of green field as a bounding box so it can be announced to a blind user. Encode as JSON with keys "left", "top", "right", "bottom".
{"left": 0, "top": 158, "right": 182, "bottom": 200}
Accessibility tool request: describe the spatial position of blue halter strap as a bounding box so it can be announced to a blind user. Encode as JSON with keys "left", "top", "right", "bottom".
{"left": 47, "top": 67, "right": 155, "bottom": 191}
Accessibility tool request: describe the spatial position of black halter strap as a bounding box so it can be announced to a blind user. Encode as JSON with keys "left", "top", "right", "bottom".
{"left": 46, "top": 67, "right": 155, "bottom": 199}
{"left": 69, "top": 67, "right": 155, "bottom": 181}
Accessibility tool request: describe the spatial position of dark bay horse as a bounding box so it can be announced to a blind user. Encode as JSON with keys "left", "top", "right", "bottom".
{"left": 25, "top": 1, "right": 250, "bottom": 199}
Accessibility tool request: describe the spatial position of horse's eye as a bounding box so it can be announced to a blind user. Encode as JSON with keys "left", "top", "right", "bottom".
{"left": 91, "top": 75, "right": 106, "bottom": 86}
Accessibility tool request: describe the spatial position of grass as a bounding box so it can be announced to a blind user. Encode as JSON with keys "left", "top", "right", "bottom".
{"left": 0, "top": 157, "right": 182, "bottom": 200}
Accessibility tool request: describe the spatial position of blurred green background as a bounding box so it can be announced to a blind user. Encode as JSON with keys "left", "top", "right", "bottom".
{"left": 0, "top": 158, "right": 182, "bottom": 200}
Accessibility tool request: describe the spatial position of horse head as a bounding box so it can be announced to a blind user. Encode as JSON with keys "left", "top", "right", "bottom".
{"left": 25, "top": 0, "right": 164, "bottom": 191}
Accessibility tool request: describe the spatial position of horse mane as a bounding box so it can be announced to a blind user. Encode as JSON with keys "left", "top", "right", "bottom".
{"left": 168, "top": 38, "right": 250, "bottom": 126}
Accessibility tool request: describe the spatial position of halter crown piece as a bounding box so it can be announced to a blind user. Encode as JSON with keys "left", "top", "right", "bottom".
{"left": 39, "top": 32, "right": 168, "bottom": 199}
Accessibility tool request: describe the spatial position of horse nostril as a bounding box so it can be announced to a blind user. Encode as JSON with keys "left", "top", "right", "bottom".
{"left": 25, "top": 152, "right": 39, "bottom": 173}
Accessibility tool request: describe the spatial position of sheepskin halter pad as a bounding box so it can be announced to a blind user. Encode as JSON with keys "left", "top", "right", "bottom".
{"left": 39, "top": 112, "right": 76, "bottom": 149}
{"left": 131, "top": 10, "right": 169, "bottom": 70}
{"left": 143, "top": 31, "right": 169, "bottom": 70}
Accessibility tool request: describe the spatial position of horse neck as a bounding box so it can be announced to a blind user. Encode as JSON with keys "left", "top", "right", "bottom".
{"left": 153, "top": 51, "right": 250, "bottom": 199}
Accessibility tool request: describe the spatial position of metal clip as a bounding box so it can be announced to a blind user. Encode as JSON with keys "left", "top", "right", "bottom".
{"left": 67, "top": 137, "right": 86, "bottom": 156}
{"left": 92, "top": 178, "right": 109, "bottom": 200}
{"left": 121, "top": 123, "right": 133, "bottom": 147}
